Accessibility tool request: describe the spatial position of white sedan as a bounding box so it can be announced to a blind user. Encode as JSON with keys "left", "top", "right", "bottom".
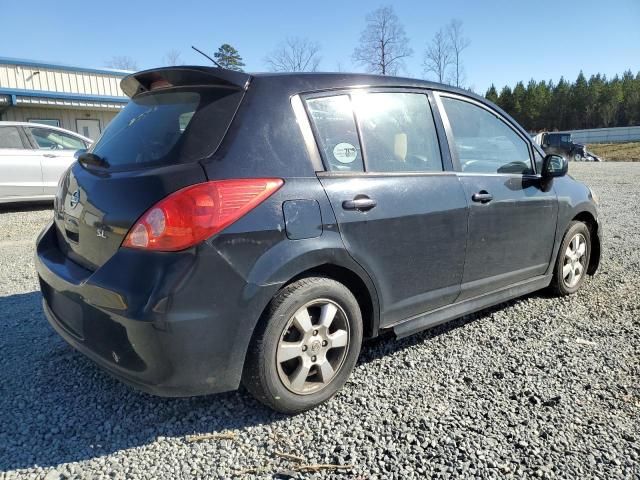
{"left": 0, "top": 121, "right": 92, "bottom": 204}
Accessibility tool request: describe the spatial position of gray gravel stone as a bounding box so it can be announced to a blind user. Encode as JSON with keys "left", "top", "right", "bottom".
{"left": 0, "top": 163, "right": 639, "bottom": 479}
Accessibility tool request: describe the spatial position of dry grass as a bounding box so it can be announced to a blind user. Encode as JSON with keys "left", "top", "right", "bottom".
{"left": 587, "top": 142, "right": 640, "bottom": 162}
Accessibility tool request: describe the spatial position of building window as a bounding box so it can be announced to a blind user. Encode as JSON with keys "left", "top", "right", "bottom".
{"left": 28, "top": 119, "right": 60, "bottom": 127}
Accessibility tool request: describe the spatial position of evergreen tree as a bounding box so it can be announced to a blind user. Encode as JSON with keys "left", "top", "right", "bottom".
{"left": 599, "top": 77, "right": 623, "bottom": 127}
{"left": 214, "top": 44, "right": 246, "bottom": 71}
{"left": 586, "top": 74, "right": 605, "bottom": 127}
{"left": 511, "top": 81, "right": 527, "bottom": 126}
{"left": 485, "top": 84, "right": 499, "bottom": 104}
{"left": 569, "top": 71, "right": 589, "bottom": 129}
{"left": 489, "top": 70, "right": 640, "bottom": 130}
{"left": 551, "top": 78, "right": 571, "bottom": 130}
{"left": 620, "top": 70, "right": 640, "bottom": 125}
{"left": 497, "top": 86, "right": 514, "bottom": 113}
{"left": 523, "top": 79, "right": 550, "bottom": 131}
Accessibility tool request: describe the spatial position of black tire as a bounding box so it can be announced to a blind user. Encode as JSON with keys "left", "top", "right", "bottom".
{"left": 243, "top": 277, "right": 363, "bottom": 414}
{"left": 550, "top": 221, "right": 591, "bottom": 296}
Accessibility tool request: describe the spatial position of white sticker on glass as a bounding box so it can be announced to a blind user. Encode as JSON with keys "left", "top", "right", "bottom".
{"left": 333, "top": 143, "right": 358, "bottom": 163}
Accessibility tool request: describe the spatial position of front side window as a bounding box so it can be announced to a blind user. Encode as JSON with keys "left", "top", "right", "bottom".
{"left": 352, "top": 92, "right": 442, "bottom": 172}
{"left": 30, "top": 128, "right": 86, "bottom": 150}
{"left": 441, "top": 97, "right": 533, "bottom": 174}
{"left": 0, "top": 126, "right": 25, "bottom": 149}
{"left": 306, "top": 95, "right": 363, "bottom": 172}
{"left": 533, "top": 149, "right": 545, "bottom": 173}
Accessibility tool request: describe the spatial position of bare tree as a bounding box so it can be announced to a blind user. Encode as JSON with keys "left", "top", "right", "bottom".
{"left": 104, "top": 56, "right": 138, "bottom": 71}
{"left": 264, "top": 37, "right": 321, "bottom": 72}
{"left": 162, "top": 50, "right": 182, "bottom": 66}
{"left": 352, "top": 5, "right": 412, "bottom": 75}
{"left": 447, "top": 19, "right": 471, "bottom": 88}
{"left": 423, "top": 29, "right": 452, "bottom": 83}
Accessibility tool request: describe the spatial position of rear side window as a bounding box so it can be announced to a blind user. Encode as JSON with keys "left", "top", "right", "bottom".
{"left": 90, "top": 89, "right": 243, "bottom": 169}
{"left": 352, "top": 93, "right": 442, "bottom": 172}
{"left": 30, "top": 128, "right": 86, "bottom": 150}
{"left": 441, "top": 97, "right": 533, "bottom": 174}
{"left": 306, "top": 95, "right": 363, "bottom": 172}
{"left": 0, "top": 126, "right": 24, "bottom": 149}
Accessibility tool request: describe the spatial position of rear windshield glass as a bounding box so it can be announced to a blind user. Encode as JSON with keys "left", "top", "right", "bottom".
{"left": 91, "top": 89, "right": 242, "bottom": 169}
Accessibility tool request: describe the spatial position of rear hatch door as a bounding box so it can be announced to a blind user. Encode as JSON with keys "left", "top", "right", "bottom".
{"left": 53, "top": 67, "right": 249, "bottom": 270}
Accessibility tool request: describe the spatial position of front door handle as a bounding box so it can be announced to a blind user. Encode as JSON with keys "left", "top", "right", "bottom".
{"left": 472, "top": 191, "right": 493, "bottom": 203}
{"left": 342, "top": 196, "right": 377, "bottom": 211}
{"left": 43, "top": 153, "right": 58, "bottom": 158}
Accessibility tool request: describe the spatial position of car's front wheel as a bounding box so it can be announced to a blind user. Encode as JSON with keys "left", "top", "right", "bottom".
{"left": 551, "top": 221, "right": 591, "bottom": 295}
{"left": 243, "top": 277, "right": 363, "bottom": 413}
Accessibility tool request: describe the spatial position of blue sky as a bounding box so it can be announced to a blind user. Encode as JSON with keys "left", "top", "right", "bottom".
{"left": 2, "top": 0, "right": 638, "bottom": 93}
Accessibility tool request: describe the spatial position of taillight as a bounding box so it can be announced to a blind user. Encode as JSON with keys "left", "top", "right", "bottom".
{"left": 122, "top": 178, "right": 283, "bottom": 251}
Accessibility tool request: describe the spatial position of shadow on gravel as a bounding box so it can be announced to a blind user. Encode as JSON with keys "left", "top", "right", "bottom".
{"left": 358, "top": 291, "right": 544, "bottom": 365}
{"left": 0, "top": 292, "right": 281, "bottom": 472}
{"left": 0, "top": 201, "right": 52, "bottom": 213}
{"left": 0, "top": 289, "right": 543, "bottom": 472}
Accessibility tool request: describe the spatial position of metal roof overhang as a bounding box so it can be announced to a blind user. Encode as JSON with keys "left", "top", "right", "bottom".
{"left": 0, "top": 88, "right": 129, "bottom": 110}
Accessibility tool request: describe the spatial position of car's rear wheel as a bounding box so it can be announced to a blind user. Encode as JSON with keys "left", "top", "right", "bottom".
{"left": 551, "top": 221, "right": 591, "bottom": 295}
{"left": 243, "top": 277, "right": 363, "bottom": 413}
{"left": 573, "top": 153, "right": 583, "bottom": 162}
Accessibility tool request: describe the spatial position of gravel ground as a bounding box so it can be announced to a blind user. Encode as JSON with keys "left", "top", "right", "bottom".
{"left": 0, "top": 163, "right": 638, "bottom": 479}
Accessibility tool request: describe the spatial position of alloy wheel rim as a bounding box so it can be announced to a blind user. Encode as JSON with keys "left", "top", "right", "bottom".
{"left": 276, "top": 299, "right": 350, "bottom": 395}
{"left": 563, "top": 233, "right": 587, "bottom": 288}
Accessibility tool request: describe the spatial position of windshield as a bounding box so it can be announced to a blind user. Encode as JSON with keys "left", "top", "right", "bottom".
{"left": 91, "top": 88, "right": 242, "bottom": 169}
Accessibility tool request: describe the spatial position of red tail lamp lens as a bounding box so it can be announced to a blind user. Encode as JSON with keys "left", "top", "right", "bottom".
{"left": 122, "top": 178, "right": 283, "bottom": 251}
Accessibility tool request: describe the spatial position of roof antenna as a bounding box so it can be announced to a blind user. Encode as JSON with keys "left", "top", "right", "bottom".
{"left": 191, "top": 45, "right": 222, "bottom": 68}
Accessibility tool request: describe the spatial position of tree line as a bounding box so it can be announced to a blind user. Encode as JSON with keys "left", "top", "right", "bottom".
{"left": 102, "top": 5, "right": 640, "bottom": 133}
{"left": 104, "top": 5, "right": 471, "bottom": 86}
{"left": 485, "top": 71, "right": 640, "bottom": 132}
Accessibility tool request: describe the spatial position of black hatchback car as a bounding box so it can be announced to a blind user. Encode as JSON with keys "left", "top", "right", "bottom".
{"left": 36, "top": 67, "right": 601, "bottom": 413}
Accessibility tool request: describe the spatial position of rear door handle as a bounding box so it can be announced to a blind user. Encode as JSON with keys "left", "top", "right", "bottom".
{"left": 472, "top": 191, "right": 493, "bottom": 203}
{"left": 342, "top": 196, "right": 377, "bottom": 211}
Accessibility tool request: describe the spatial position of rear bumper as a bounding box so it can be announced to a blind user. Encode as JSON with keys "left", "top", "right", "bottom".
{"left": 35, "top": 221, "right": 278, "bottom": 397}
{"left": 41, "top": 298, "right": 191, "bottom": 396}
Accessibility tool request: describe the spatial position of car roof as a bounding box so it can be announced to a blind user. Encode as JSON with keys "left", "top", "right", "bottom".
{"left": 251, "top": 71, "right": 490, "bottom": 99}
{"left": 252, "top": 71, "right": 458, "bottom": 89}
{"left": 122, "top": 66, "right": 488, "bottom": 103}
{"left": 0, "top": 121, "right": 93, "bottom": 142}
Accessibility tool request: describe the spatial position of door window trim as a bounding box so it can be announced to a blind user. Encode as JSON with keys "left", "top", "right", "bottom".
{"left": 434, "top": 91, "right": 539, "bottom": 176}
{"left": 299, "top": 87, "right": 453, "bottom": 177}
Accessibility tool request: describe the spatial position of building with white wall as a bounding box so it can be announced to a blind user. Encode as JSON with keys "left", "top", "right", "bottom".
{"left": 0, "top": 57, "right": 130, "bottom": 140}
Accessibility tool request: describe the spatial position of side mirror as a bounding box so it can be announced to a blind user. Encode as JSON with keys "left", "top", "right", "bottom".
{"left": 542, "top": 154, "right": 568, "bottom": 178}
{"left": 74, "top": 148, "right": 87, "bottom": 159}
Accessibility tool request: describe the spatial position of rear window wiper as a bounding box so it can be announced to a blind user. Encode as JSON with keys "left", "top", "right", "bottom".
{"left": 77, "top": 152, "right": 110, "bottom": 169}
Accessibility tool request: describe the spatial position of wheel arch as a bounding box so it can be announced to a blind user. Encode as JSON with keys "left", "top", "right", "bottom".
{"left": 572, "top": 210, "right": 601, "bottom": 275}
{"left": 250, "top": 259, "right": 380, "bottom": 345}
{"left": 284, "top": 263, "right": 379, "bottom": 339}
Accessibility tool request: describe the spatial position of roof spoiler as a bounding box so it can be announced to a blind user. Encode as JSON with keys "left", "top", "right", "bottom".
{"left": 120, "top": 66, "right": 251, "bottom": 98}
